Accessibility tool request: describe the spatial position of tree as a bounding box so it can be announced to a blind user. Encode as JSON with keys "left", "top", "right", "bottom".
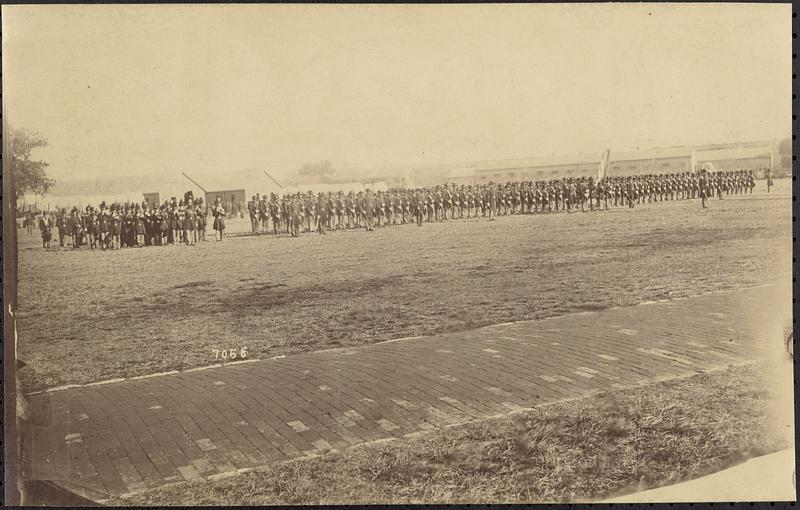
{"left": 10, "top": 127, "right": 55, "bottom": 199}
{"left": 297, "top": 160, "right": 336, "bottom": 184}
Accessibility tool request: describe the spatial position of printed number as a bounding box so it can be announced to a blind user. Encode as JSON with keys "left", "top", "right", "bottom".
{"left": 212, "top": 347, "right": 249, "bottom": 361}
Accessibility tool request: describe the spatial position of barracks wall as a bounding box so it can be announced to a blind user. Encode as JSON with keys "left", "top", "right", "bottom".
{"left": 606, "top": 156, "right": 692, "bottom": 177}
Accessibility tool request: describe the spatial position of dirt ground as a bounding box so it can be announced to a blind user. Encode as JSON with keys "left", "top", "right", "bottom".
{"left": 15, "top": 180, "right": 792, "bottom": 390}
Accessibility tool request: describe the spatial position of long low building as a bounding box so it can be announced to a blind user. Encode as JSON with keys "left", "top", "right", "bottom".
{"left": 471, "top": 141, "right": 777, "bottom": 184}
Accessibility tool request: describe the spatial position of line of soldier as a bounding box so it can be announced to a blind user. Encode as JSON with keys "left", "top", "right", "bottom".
{"left": 35, "top": 192, "right": 231, "bottom": 249}
{"left": 31, "top": 168, "right": 760, "bottom": 247}
{"left": 244, "top": 169, "right": 758, "bottom": 236}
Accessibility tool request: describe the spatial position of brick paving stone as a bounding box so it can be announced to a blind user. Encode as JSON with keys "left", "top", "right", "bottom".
{"left": 24, "top": 285, "right": 788, "bottom": 500}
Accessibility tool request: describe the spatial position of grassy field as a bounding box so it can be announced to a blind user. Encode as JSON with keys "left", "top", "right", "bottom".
{"left": 106, "top": 363, "right": 792, "bottom": 505}
{"left": 16, "top": 180, "right": 792, "bottom": 390}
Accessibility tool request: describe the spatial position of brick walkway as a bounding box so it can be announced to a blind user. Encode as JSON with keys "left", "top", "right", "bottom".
{"left": 23, "top": 285, "right": 788, "bottom": 501}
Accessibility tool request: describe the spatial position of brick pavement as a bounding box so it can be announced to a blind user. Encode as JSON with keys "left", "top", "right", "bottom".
{"left": 22, "top": 284, "right": 790, "bottom": 501}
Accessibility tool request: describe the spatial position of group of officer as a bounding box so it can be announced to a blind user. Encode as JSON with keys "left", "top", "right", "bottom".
{"left": 32, "top": 191, "right": 230, "bottom": 249}
{"left": 244, "top": 169, "right": 758, "bottom": 236}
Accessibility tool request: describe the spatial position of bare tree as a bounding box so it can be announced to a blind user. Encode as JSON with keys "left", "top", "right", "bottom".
{"left": 298, "top": 160, "right": 336, "bottom": 184}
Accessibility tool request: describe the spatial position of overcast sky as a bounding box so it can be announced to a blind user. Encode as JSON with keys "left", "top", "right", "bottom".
{"left": 3, "top": 3, "right": 792, "bottom": 184}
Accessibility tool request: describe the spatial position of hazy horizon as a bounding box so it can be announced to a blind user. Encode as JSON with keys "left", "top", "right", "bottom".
{"left": 3, "top": 4, "right": 792, "bottom": 185}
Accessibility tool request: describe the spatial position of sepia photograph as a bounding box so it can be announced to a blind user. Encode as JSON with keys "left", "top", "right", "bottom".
{"left": 2, "top": 3, "right": 795, "bottom": 505}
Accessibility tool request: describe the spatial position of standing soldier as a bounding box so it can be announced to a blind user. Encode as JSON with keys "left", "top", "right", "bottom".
{"left": 197, "top": 198, "right": 207, "bottom": 242}
{"left": 39, "top": 213, "right": 53, "bottom": 248}
{"left": 346, "top": 192, "right": 356, "bottom": 229}
{"left": 295, "top": 193, "right": 306, "bottom": 237}
{"left": 212, "top": 197, "right": 226, "bottom": 241}
{"left": 626, "top": 178, "right": 635, "bottom": 208}
{"left": 425, "top": 188, "right": 435, "bottom": 223}
{"left": 326, "top": 192, "right": 336, "bottom": 230}
{"left": 259, "top": 195, "right": 270, "bottom": 233}
{"left": 316, "top": 192, "right": 328, "bottom": 235}
{"left": 269, "top": 193, "right": 281, "bottom": 236}
{"left": 457, "top": 186, "right": 467, "bottom": 218}
{"left": 699, "top": 169, "right": 710, "bottom": 208}
{"left": 355, "top": 191, "right": 365, "bottom": 228}
{"left": 441, "top": 186, "right": 452, "bottom": 220}
{"left": 364, "top": 188, "right": 375, "bottom": 231}
{"left": 248, "top": 195, "right": 259, "bottom": 233}
{"left": 281, "top": 194, "right": 292, "bottom": 234}
{"left": 766, "top": 168, "right": 773, "bottom": 193}
{"left": 183, "top": 201, "right": 196, "bottom": 245}
{"left": 303, "top": 191, "right": 315, "bottom": 233}
{"left": 486, "top": 182, "right": 497, "bottom": 221}
{"left": 111, "top": 204, "right": 122, "bottom": 249}
{"left": 334, "top": 191, "right": 345, "bottom": 230}
{"left": 401, "top": 191, "right": 411, "bottom": 224}
{"left": 467, "top": 186, "right": 476, "bottom": 218}
{"left": 413, "top": 188, "right": 424, "bottom": 227}
{"left": 85, "top": 206, "right": 97, "bottom": 249}
{"left": 98, "top": 204, "right": 110, "bottom": 250}
{"left": 169, "top": 199, "right": 179, "bottom": 244}
{"left": 134, "top": 203, "right": 146, "bottom": 247}
{"left": 565, "top": 179, "right": 575, "bottom": 213}
{"left": 25, "top": 213, "right": 34, "bottom": 236}
{"left": 56, "top": 209, "right": 68, "bottom": 247}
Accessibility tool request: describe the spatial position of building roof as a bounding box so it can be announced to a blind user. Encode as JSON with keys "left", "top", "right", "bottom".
{"left": 472, "top": 146, "right": 694, "bottom": 175}
{"left": 694, "top": 146, "right": 771, "bottom": 162}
